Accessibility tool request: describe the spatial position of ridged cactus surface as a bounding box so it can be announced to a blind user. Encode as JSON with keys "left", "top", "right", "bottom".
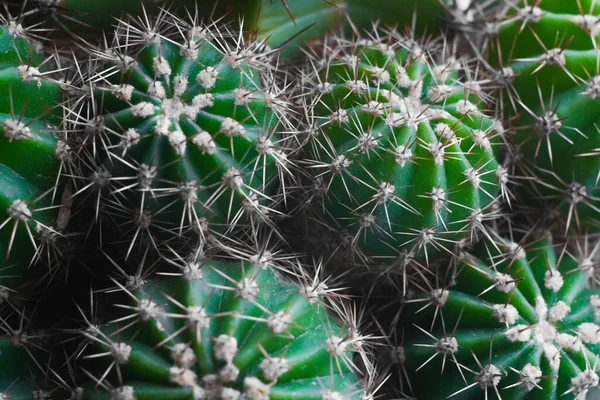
{"left": 486, "top": 1, "right": 600, "bottom": 233}
{"left": 88, "top": 14, "right": 289, "bottom": 248}
{"left": 0, "top": 24, "right": 64, "bottom": 295}
{"left": 301, "top": 29, "right": 504, "bottom": 263}
{"left": 78, "top": 259, "right": 368, "bottom": 399}
{"left": 398, "top": 234, "right": 600, "bottom": 399}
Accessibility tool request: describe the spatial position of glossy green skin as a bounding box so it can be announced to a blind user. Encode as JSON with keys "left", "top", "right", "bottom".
{"left": 97, "top": 31, "right": 280, "bottom": 237}
{"left": 401, "top": 236, "right": 600, "bottom": 399}
{"left": 246, "top": 0, "right": 451, "bottom": 58}
{"left": 81, "top": 261, "right": 363, "bottom": 399}
{"left": 305, "top": 40, "right": 501, "bottom": 262}
{"left": 0, "top": 337, "right": 48, "bottom": 399}
{"left": 490, "top": 0, "right": 600, "bottom": 232}
{"left": 0, "top": 26, "right": 63, "bottom": 292}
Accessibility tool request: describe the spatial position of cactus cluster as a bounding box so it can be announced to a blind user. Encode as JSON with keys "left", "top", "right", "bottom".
{"left": 0, "top": 1, "right": 599, "bottom": 400}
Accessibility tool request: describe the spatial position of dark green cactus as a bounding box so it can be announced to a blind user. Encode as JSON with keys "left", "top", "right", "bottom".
{"left": 0, "top": 23, "right": 66, "bottom": 297}
{"left": 300, "top": 27, "right": 504, "bottom": 265}
{"left": 396, "top": 233, "right": 600, "bottom": 399}
{"left": 83, "top": 12, "right": 290, "bottom": 254}
{"left": 482, "top": 1, "right": 600, "bottom": 233}
{"left": 76, "top": 257, "right": 371, "bottom": 399}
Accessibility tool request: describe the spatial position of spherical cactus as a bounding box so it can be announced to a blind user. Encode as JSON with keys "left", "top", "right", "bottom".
{"left": 482, "top": 1, "right": 600, "bottom": 233}
{"left": 0, "top": 22, "right": 67, "bottom": 297}
{"left": 76, "top": 257, "right": 372, "bottom": 399}
{"left": 83, "top": 12, "right": 290, "bottom": 253}
{"left": 395, "top": 233, "right": 600, "bottom": 399}
{"left": 299, "top": 27, "right": 504, "bottom": 265}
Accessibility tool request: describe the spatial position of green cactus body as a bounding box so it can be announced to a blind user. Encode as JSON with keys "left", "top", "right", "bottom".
{"left": 243, "top": 0, "right": 465, "bottom": 58}
{"left": 0, "top": 25, "right": 64, "bottom": 294}
{"left": 79, "top": 259, "right": 366, "bottom": 399}
{"left": 91, "top": 15, "right": 288, "bottom": 244}
{"left": 302, "top": 31, "right": 503, "bottom": 263}
{"left": 487, "top": 1, "right": 600, "bottom": 232}
{"left": 398, "top": 235, "right": 600, "bottom": 399}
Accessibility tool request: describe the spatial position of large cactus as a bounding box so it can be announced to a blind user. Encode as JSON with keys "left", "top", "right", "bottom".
{"left": 79, "top": 11, "right": 290, "bottom": 255}
{"left": 299, "top": 26, "right": 504, "bottom": 264}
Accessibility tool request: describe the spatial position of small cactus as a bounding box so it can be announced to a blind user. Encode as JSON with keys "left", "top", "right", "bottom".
{"left": 395, "top": 232, "right": 600, "bottom": 399}
{"left": 76, "top": 256, "right": 373, "bottom": 399}
{"left": 480, "top": 1, "right": 600, "bottom": 233}
{"left": 79, "top": 11, "right": 291, "bottom": 255}
{"left": 299, "top": 26, "right": 504, "bottom": 264}
{"left": 0, "top": 21, "right": 67, "bottom": 296}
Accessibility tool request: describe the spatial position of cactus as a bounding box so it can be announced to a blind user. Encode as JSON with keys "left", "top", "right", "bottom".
{"left": 394, "top": 233, "right": 600, "bottom": 399}
{"left": 299, "top": 26, "right": 504, "bottom": 265}
{"left": 79, "top": 11, "right": 290, "bottom": 256}
{"left": 479, "top": 1, "right": 600, "bottom": 233}
{"left": 76, "top": 256, "right": 372, "bottom": 399}
{"left": 0, "top": 22, "right": 67, "bottom": 297}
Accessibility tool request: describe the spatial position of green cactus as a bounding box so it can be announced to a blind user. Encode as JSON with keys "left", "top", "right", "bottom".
{"left": 0, "top": 23, "right": 66, "bottom": 297}
{"left": 76, "top": 257, "right": 371, "bottom": 399}
{"left": 82, "top": 12, "right": 290, "bottom": 254}
{"left": 299, "top": 27, "right": 504, "bottom": 265}
{"left": 481, "top": 1, "right": 600, "bottom": 233}
{"left": 395, "top": 233, "right": 600, "bottom": 399}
